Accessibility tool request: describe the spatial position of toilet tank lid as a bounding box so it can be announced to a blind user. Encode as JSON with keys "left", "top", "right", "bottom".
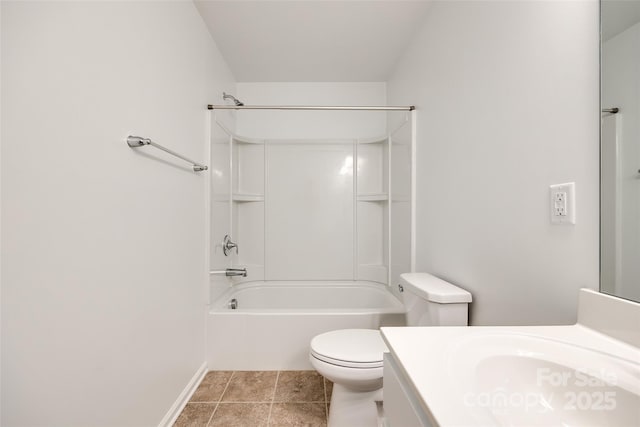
{"left": 400, "top": 273, "right": 472, "bottom": 303}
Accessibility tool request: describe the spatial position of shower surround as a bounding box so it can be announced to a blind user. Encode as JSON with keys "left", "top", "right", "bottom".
{"left": 207, "top": 85, "right": 414, "bottom": 369}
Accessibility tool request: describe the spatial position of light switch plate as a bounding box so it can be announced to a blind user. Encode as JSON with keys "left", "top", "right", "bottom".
{"left": 550, "top": 182, "right": 575, "bottom": 224}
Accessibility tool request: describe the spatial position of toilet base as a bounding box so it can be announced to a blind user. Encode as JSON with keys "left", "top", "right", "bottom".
{"left": 328, "top": 383, "right": 383, "bottom": 427}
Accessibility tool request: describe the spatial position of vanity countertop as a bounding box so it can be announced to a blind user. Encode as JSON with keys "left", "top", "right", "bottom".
{"left": 381, "top": 324, "right": 640, "bottom": 427}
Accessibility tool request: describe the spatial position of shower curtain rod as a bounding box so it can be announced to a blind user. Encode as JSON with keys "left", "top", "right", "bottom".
{"left": 207, "top": 105, "right": 415, "bottom": 111}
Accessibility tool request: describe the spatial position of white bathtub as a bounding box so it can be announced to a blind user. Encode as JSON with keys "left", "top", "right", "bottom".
{"left": 207, "top": 281, "right": 406, "bottom": 370}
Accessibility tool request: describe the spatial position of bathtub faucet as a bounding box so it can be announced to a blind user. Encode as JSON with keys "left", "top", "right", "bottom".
{"left": 223, "top": 235, "right": 238, "bottom": 256}
{"left": 209, "top": 268, "right": 247, "bottom": 277}
{"left": 225, "top": 268, "right": 247, "bottom": 277}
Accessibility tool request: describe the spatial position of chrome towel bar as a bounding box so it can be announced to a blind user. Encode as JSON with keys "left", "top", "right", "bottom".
{"left": 126, "top": 135, "right": 208, "bottom": 172}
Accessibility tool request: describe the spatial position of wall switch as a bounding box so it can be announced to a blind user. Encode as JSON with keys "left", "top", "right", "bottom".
{"left": 550, "top": 182, "right": 575, "bottom": 224}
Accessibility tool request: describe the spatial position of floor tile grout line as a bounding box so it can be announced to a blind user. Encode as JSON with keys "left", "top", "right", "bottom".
{"left": 204, "top": 402, "right": 219, "bottom": 427}
{"left": 206, "top": 371, "right": 235, "bottom": 427}
{"left": 215, "top": 370, "right": 236, "bottom": 404}
{"left": 216, "top": 400, "right": 325, "bottom": 405}
{"left": 202, "top": 400, "right": 325, "bottom": 404}
{"left": 324, "top": 378, "right": 329, "bottom": 421}
{"left": 266, "top": 371, "right": 280, "bottom": 426}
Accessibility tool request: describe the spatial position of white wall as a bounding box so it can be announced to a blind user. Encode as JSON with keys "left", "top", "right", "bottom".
{"left": 1, "top": 2, "right": 235, "bottom": 426}
{"left": 236, "top": 82, "right": 387, "bottom": 139}
{"left": 387, "top": 0, "right": 600, "bottom": 325}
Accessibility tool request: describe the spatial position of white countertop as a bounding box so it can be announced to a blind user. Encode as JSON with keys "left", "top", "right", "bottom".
{"left": 381, "top": 325, "right": 640, "bottom": 427}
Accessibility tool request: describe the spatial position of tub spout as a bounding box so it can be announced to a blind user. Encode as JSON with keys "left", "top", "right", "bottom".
{"left": 225, "top": 268, "right": 247, "bottom": 277}
{"left": 209, "top": 268, "right": 247, "bottom": 277}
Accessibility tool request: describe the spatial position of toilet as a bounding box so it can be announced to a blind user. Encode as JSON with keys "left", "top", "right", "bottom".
{"left": 309, "top": 272, "right": 472, "bottom": 427}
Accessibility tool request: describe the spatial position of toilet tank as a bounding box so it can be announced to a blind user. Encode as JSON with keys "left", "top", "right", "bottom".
{"left": 400, "top": 273, "right": 472, "bottom": 326}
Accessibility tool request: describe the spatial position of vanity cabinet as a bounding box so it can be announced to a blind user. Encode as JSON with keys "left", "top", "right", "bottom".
{"left": 383, "top": 353, "right": 434, "bottom": 427}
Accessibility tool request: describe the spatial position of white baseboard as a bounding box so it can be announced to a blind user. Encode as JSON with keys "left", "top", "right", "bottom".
{"left": 158, "top": 362, "right": 208, "bottom": 427}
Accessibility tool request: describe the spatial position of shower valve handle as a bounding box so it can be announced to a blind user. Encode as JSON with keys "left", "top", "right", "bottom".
{"left": 223, "top": 235, "right": 238, "bottom": 256}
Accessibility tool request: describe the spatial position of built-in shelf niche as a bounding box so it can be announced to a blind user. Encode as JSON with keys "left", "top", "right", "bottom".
{"left": 232, "top": 193, "right": 265, "bottom": 202}
{"left": 389, "top": 120, "right": 412, "bottom": 287}
{"left": 357, "top": 194, "right": 388, "bottom": 202}
{"left": 230, "top": 136, "right": 265, "bottom": 283}
{"left": 356, "top": 136, "right": 389, "bottom": 283}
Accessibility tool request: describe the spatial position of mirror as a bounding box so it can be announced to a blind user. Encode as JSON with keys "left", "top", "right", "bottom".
{"left": 600, "top": 0, "right": 640, "bottom": 302}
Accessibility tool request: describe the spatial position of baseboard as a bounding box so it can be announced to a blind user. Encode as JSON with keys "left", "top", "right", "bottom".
{"left": 158, "top": 362, "right": 208, "bottom": 427}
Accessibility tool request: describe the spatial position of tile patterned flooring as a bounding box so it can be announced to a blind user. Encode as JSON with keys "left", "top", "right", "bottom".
{"left": 174, "top": 371, "right": 333, "bottom": 427}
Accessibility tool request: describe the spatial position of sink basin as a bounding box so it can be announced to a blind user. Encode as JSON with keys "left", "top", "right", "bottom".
{"left": 382, "top": 291, "right": 640, "bottom": 427}
{"left": 449, "top": 334, "right": 640, "bottom": 426}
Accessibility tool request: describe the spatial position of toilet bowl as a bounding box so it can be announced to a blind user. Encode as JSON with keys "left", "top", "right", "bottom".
{"left": 311, "top": 329, "right": 386, "bottom": 390}
{"left": 310, "top": 329, "right": 388, "bottom": 427}
{"left": 309, "top": 273, "right": 472, "bottom": 427}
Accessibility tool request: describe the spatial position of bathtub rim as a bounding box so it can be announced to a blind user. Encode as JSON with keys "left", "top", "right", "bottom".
{"left": 209, "top": 280, "right": 406, "bottom": 314}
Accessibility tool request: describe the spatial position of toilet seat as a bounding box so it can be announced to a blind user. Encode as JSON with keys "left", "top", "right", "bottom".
{"left": 310, "top": 329, "right": 388, "bottom": 369}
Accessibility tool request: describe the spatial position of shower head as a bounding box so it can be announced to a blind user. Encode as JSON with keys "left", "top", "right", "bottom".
{"left": 223, "top": 92, "right": 244, "bottom": 106}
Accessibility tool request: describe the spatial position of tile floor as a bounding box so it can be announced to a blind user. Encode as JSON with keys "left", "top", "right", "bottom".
{"left": 174, "top": 371, "right": 333, "bottom": 427}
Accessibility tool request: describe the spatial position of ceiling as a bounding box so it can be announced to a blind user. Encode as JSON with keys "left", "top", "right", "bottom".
{"left": 194, "top": 0, "right": 433, "bottom": 82}
{"left": 602, "top": 0, "right": 640, "bottom": 41}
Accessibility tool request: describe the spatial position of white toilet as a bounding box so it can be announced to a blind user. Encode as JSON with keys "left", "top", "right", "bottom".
{"left": 309, "top": 272, "right": 472, "bottom": 427}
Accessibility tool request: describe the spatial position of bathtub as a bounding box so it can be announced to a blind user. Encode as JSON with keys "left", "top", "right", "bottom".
{"left": 207, "top": 281, "right": 406, "bottom": 370}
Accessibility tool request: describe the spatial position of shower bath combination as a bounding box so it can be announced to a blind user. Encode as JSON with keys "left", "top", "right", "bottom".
{"left": 207, "top": 97, "right": 416, "bottom": 370}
